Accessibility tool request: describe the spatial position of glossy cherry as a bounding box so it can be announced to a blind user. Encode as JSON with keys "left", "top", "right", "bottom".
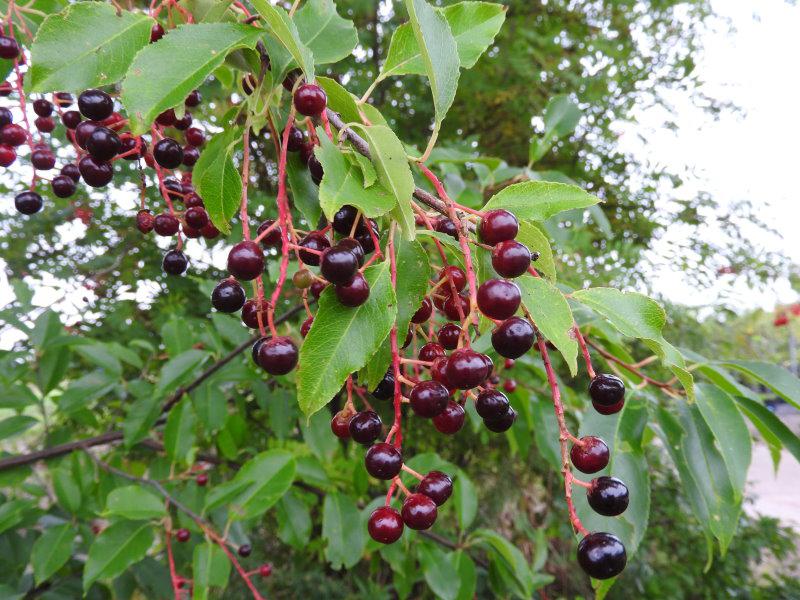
{"left": 335, "top": 272, "right": 370, "bottom": 307}
{"left": 484, "top": 406, "right": 517, "bottom": 432}
{"left": 257, "top": 219, "right": 282, "bottom": 248}
{"left": 368, "top": 506, "right": 404, "bottom": 544}
{"left": 588, "top": 477, "right": 629, "bottom": 516}
{"left": 185, "top": 206, "right": 208, "bottom": 229}
{"left": 491, "top": 317, "right": 534, "bottom": 359}
{"left": 1, "top": 124, "right": 26, "bottom": 146}
{"left": 257, "top": 337, "right": 298, "bottom": 375}
{"left": 154, "top": 213, "right": 180, "bottom": 236}
{"left": 211, "top": 279, "right": 246, "bottom": 313}
{"left": 308, "top": 155, "right": 324, "bottom": 185}
{"left": 52, "top": 175, "right": 77, "bottom": 198}
{"left": 185, "top": 127, "right": 205, "bottom": 147}
{"left": 365, "top": 443, "right": 403, "bottom": 480}
{"left": 439, "top": 265, "right": 467, "bottom": 291}
{"left": 371, "top": 370, "right": 395, "bottom": 400}
{"left": 14, "top": 191, "right": 43, "bottom": 215}
{"left": 31, "top": 149, "right": 55, "bottom": 170}
{"left": 0, "top": 144, "right": 15, "bottom": 167}
{"left": 477, "top": 279, "right": 521, "bottom": 320}
{"left": 337, "top": 237, "right": 365, "bottom": 266}
{"left": 577, "top": 532, "right": 627, "bottom": 580}
{"left": 446, "top": 349, "right": 489, "bottom": 389}
{"left": 0, "top": 35, "right": 20, "bottom": 60}
{"left": 330, "top": 411, "right": 352, "bottom": 438}
{"left": 401, "top": 493, "right": 437, "bottom": 530}
{"left": 409, "top": 381, "right": 449, "bottom": 418}
{"left": 175, "top": 528, "right": 191, "bottom": 543}
{"left": 432, "top": 401, "right": 465, "bottom": 434}
{"left": 86, "top": 126, "right": 121, "bottom": 161}
{"left": 435, "top": 218, "right": 457, "bottom": 239}
{"left": 227, "top": 241, "right": 265, "bottom": 281}
{"left": 293, "top": 83, "right": 327, "bottom": 116}
{"left": 570, "top": 436, "right": 610, "bottom": 474}
{"left": 238, "top": 544, "right": 252, "bottom": 558}
{"left": 589, "top": 374, "right": 625, "bottom": 407}
{"left": 320, "top": 245, "right": 358, "bottom": 284}
{"left": 61, "top": 163, "right": 81, "bottom": 182}
{"left": 241, "top": 300, "right": 268, "bottom": 329}
{"left": 136, "top": 210, "right": 154, "bottom": 233}
{"left": 348, "top": 410, "right": 382, "bottom": 445}
{"left": 416, "top": 471, "right": 453, "bottom": 506}
{"left": 437, "top": 324, "right": 461, "bottom": 350}
{"left": 298, "top": 231, "right": 330, "bottom": 266}
{"left": 492, "top": 240, "right": 531, "bottom": 278}
{"left": 418, "top": 342, "right": 446, "bottom": 363}
{"left": 479, "top": 209, "right": 518, "bottom": 245}
{"left": 62, "top": 110, "right": 82, "bottom": 130}
{"left": 78, "top": 89, "right": 114, "bottom": 121}
{"left": 78, "top": 156, "right": 113, "bottom": 187}
{"left": 475, "top": 389, "right": 510, "bottom": 420}
{"left": 162, "top": 250, "right": 188, "bottom": 275}
{"left": 411, "top": 297, "right": 433, "bottom": 323}
{"left": 154, "top": 138, "right": 183, "bottom": 169}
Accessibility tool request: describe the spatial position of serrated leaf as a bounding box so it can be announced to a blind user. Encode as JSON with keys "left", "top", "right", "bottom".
{"left": 294, "top": 0, "right": 357, "bottom": 65}
{"left": 164, "top": 398, "right": 197, "bottom": 465}
{"left": 518, "top": 276, "right": 578, "bottom": 375}
{"left": 298, "top": 261, "right": 396, "bottom": 417}
{"left": 317, "top": 76, "right": 362, "bottom": 124}
{"left": 250, "top": 0, "right": 314, "bottom": 78}
{"left": 105, "top": 485, "right": 165, "bottom": 520}
{"left": 420, "top": 545, "right": 460, "bottom": 600}
{"left": 194, "top": 128, "right": 242, "bottom": 235}
{"left": 27, "top": 2, "right": 152, "bottom": 93}
{"left": 516, "top": 221, "right": 555, "bottom": 282}
{"left": 322, "top": 492, "right": 364, "bottom": 570}
{"left": 192, "top": 542, "right": 231, "bottom": 599}
{"left": 83, "top": 521, "right": 154, "bottom": 590}
{"left": 277, "top": 491, "right": 312, "bottom": 550}
{"left": 32, "top": 523, "right": 73, "bottom": 585}
{"left": 483, "top": 180, "right": 600, "bottom": 222}
{"left": 122, "top": 23, "right": 261, "bottom": 133}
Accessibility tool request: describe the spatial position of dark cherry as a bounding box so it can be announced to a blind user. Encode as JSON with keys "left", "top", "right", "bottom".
{"left": 588, "top": 477, "right": 629, "bottom": 516}
{"left": 300, "top": 316, "right": 314, "bottom": 337}
{"left": 14, "top": 191, "right": 43, "bottom": 215}
{"left": 475, "top": 389, "right": 510, "bottom": 420}
{"left": 73, "top": 121, "right": 97, "bottom": 148}
{"left": 372, "top": 370, "right": 395, "bottom": 400}
{"left": 477, "top": 279, "right": 521, "bottom": 320}
{"left": 196, "top": 473, "right": 208, "bottom": 486}
{"left": 484, "top": 407, "right": 517, "bottom": 433}
{"left": 228, "top": 241, "right": 264, "bottom": 281}
{"left": 257, "top": 336, "right": 298, "bottom": 375}
{"left": 0, "top": 107, "right": 11, "bottom": 127}
{"left": 182, "top": 146, "right": 200, "bottom": 166}
{"left": 78, "top": 156, "right": 113, "bottom": 187}
{"left": 409, "top": 381, "right": 449, "bottom": 418}
{"left": 154, "top": 138, "right": 183, "bottom": 169}
{"left": 211, "top": 279, "right": 246, "bottom": 313}
{"left": 154, "top": 213, "right": 180, "bottom": 236}
{"left": 2, "top": 124, "right": 27, "bottom": 146}
{"left": 61, "top": 163, "right": 81, "bottom": 182}
{"left": 78, "top": 89, "right": 113, "bottom": 121}
{"left": 136, "top": 210, "right": 154, "bottom": 233}
{"left": 185, "top": 206, "right": 208, "bottom": 229}
{"left": 175, "top": 528, "right": 190, "bottom": 543}
{"left": 355, "top": 220, "right": 379, "bottom": 253}
{"left": 308, "top": 155, "right": 324, "bottom": 185}
{"left": 174, "top": 113, "right": 192, "bottom": 130}
{"left": 310, "top": 280, "right": 328, "bottom": 299}
{"left": 31, "top": 150, "right": 55, "bottom": 170}
{"left": 0, "top": 35, "right": 20, "bottom": 60}
{"left": 185, "top": 89, "right": 201, "bottom": 107}
{"left": 241, "top": 300, "right": 268, "bottom": 329}
{"left": 432, "top": 401, "right": 465, "bottom": 434}
{"left": 430, "top": 357, "right": 453, "bottom": 389}
{"left": 446, "top": 349, "right": 489, "bottom": 389}
{"left": 238, "top": 544, "right": 252, "bottom": 558}
{"left": 332, "top": 205, "right": 359, "bottom": 235}
{"left": 163, "top": 250, "right": 188, "bottom": 275}
{"left": 86, "top": 126, "right": 121, "bottom": 161}
{"left": 34, "top": 116, "right": 56, "bottom": 133}
{"left": 368, "top": 506, "right": 404, "bottom": 544}
{"left": 119, "top": 135, "right": 146, "bottom": 159}
{"left": 162, "top": 177, "right": 183, "bottom": 199}
{"left": 185, "top": 127, "right": 204, "bottom": 147}
{"left": 594, "top": 399, "right": 624, "bottom": 415}
{"left": 589, "top": 374, "right": 625, "bottom": 407}
{"left": 293, "top": 83, "right": 327, "bottom": 116}
{"left": 51, "top": 175, "right": 76, "bottom": 198}
{"left": 492, "top": 240, "right": 531, "bottom": 278}
{"left": 411, "top": 297, "right": 433, "bottom": 323}
{"left": 348, "top": 410, "right": 382, "bottom": 445}
{"left": 299, "top": 141, "right": 314, "bottom": 165}
{"left": 257, "top": 219, "right": 282, "bottom": 248}
{"left": 184, "top": 192, "right": 203, "bottom": 208}
{"left": 418, "top": 342, "right": 446, "bottom": 363}
{"left": 570, "top": 436, "right": 610, "bottom": 474}
{"left": 435, "top": 218, "right": 458, "bottom": 239}
{"left": 0, "top": 144, "right": 16, "bottom": 167}
{"left": 330, "top": 411, "right": 351, "bottom": 438}
{"left": 0, "top": 82, "right": 11, "bottom": 96}
{"left": 251, "top": 337, "right": 268, "bottom": 365}
{"left": 437, "top": 324, "right": 461, "bottom": 350}
{"left": 336, "top": 237, "right": 365, "bottom": 266}
{"left": 282, "top": 69, "right": 300, "bottom": 91}
{"left": 150, "top": 22, "right": 165, "bottom": 42}
{"left": 335, "top": 272, "right": 370, "bottom": 307}
{"left": 320, "top": 245, "right": 358, "bottom": 284}
{"left": 503, "top": 379, "right": 517, "bottom": 393}
{"left": 201, "top": 222, "right": 220, "bottom": 239}
{"left": 298, "top": 231, "right": 330, "bottom": 266}
{"left": 286, "top": 126, "right": 304, "bottom": 152}
{"left": 401, "top": 493, "right": 437, "bottom": 530}
{"left": 365, "top": 443, "right": 403, "bottom": 480}
{"left": 576, "top": 532, "right": 627, "bottom": 580}
{"left": 33, "top": 99, "right": 53, "bottom": 117}
{"left": 416, "top": 471, "right": 453, "bottom": 506}
{"left": 54, "top": 92, "right": 73, "bottom": 107}
{"left": 258, "top": 564, "right": 273, "bottom": 578}
{"left": 442, "top": 293, "right": 469, "bottom": 321}
{"left": 439, "top": 265, "right": 467, "bottom": 292}
{"left": 155, "top": 109, "right": 176, "bottom": 126}
{"left": 492, "top": 317, "right": 534, "bottom": 359}
{"left": 479, "top": 209, "right": 518, "bottom": 245}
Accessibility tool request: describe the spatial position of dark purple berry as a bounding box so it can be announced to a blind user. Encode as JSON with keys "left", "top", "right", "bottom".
{"left": 365, "top": 443, "right": 403, "bottom": 480}
{"left": 211, "top": 279, "right": 246, "bottom": 313}
{"left": 577, "top": 532, "right": 627, "bottom": 580}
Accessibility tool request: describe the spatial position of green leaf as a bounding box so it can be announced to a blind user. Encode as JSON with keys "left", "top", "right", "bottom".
{"left": 317, "top": 76, "right": 362, "bottom": 124}
{"left": 529, "top": 95, "right": 582, "bottom": 164}
{"left": 32, "top": 523, "right": 73, "bottom": 585}
{"left": 204, "top": 450, "right": 295, "bottom": 520}
{"left": 315, "top": 128, "right": 395, "bottom": 221}
{"left": 105, "top": 485, "right": 165, "bottom": 520}
{"left": 38, "top": 346, "right": 71, "bottom": 395}
{"left": 419, "top": 545, "right": 460, "bottom": 600}
{"left": 298, "top": 260, "right": 396, "bottom": 417}
{"left": 83, "top": 521, "right": 154, "bottom": 591}
{"left": 164, "top": 398, "right": 197, "bottom": 465}
{"left": 76, "top": 343, "right": 122, "bottom": 376}
{"left": 453, "top": 470, "right": 477, "bottom": 530}
{"left": 294, "top": 0, "right": 357, "bottom": 65}
{"left": 571, "top": 287, "right": 694, "bottom": 400}
{"left": 277, "top": 491, "right": 312, "bottom": 550}
{"left": 734, "top": 396, "right": 800, "bottom": 465}
{"left": 194, "top": 127, "right": 242, "bottom": 236}
{"left": 470, "top": 529, "right": 540, "bottom": 597}
{"left": 404, "top": 0, "right": 460, "bottom": 140}
{"left": 451, "top": 551, "right": 477, "bottom": 600}
{"left": 483, "top": 181, "right": 600, "bottom": 222}
{"left": 155, "top": 349, "right": 209, "bottom": 397}
{"left": 529, "top": 394, "right": 560, "bottom": 470}
{"left": 192, "top": 542, "right": 231, "bottom": 599}
{"left": 516, "top": 221, "right": 555, "bottom": 282}
{"left": 518, "top": 276, "right": 577, "bottom": 375}
{"left": 0, "top": 415, "right": 37, "bottom": 440}
{"left": 322, "top": 492, "right": 365, "bottom": 570}
{"left": 719, "top": 360, "right": 800, "bottom": 410}
{"left": 122, "top": 23, "right": 261, "bottom": 134}
{"left": 53, "top": 464, "right": 82, "bottom": 513}
{"left": 382, "top": 2, "right": 505, "bottom": 78}
{"left": 27, "top": 2, "right": 152, "bottom": 93}
{"left": 351, "top": 124, "right": 416, "bottom": 238}
{"left": 250, "top": 0, "right": 314, "bottom": 78}
{"left": 285, "top": 149, "right": 322, "bottom": 226}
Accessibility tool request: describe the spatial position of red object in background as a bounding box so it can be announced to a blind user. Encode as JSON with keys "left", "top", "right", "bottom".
{"left": 774, "top": 314, "right": 789, "bottom": 327}
{"left": 791, "top": 304, "right": 800, "bottom": 316}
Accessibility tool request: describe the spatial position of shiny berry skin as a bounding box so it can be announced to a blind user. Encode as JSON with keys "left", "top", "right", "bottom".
{"left": 34, "top": 116, "right": 55, "bottom": 133}
{"left": 432, "top": 401, "right": 465, "bottom": 434}
{"left": 439, "top": 265, "right": 467, "bottom": 292}
{"left": 298, "top": 231, "right": 330, "bottom": 266}
{"left": 155, "top": 109, "right": 175, "bottom": 126}
{"left": 185, "top": 89, "right": 201, "bottom": 107}
{"left": 185, "top": 127, "right": 205, "bottom": 148}
{"left": 241, "top": 300, "right": 268, "bottom": 329}
{"left": 78, "top": 156, "right": 113, "bottom": 187}
{"left": 258, "top": 563, "right": 273, "bottom": 577}
{"left": 238, "top": 544, "right": 252, "bottom": 557}
{"left": 286, "top": 126, "right": 304, "bottom": 151}
{"left": 150, "top": 22, "right": 165, "bottom": 42}
{"left": 588, "top": 477, "right": 629, "bottom": 516}
{"left": 330, "top": 411, "right": 351, "bottom": 438}
{"left": 503, "top": 379, "right": 517, "bottom": 393}
{"left": 293, "top": 269, "right": 313, "bottom": 289}
{"left": 570, "top": 436, "right": 610, "bottom": 474}
{"left": 416, "top": 471, "right": 453, "bottom": 506}
{"left": 251, "top": 337, "right": 268, "bottom": 365}
{"left": 184, "top": 192, "right": 203, "bottom": 208}
{"left": 182, "top": 145, "right": 200, "bottom": 166}
{"left": 86, "top": 126, "right": 121, "bottom": 161}
{"left": 475, "top": 389, "right": 510, "bottom": 419}
{"left": 372, "top": 370, "right": 395, "bottom": 400}
{"left": 154, "top": 138, "right": 183, "bottom": 169}
{"left": 54, "top": 92, "right": 73, "bottom": 107}
{"left": 491, "top": 317, "right": 534, "bottom": 359}
{"left": 185, "top": 206, "right": 208, "bottom": 229}
{"left": 136, "top": 210, "right": 154, "bottom": 233}
{"left": 435, "top": 217, "right": 458, "bottom": 239}
{"left": 74, "top": 121, "right": 98, "bottom": 149}
{"left": 401, "top": 493, "right": 437, "bottom": 530}
{"left": 593, "top": 400, "right": 623, "bottom": 417}
{"left": 368, "top": 506, "right": 404, "bottom": 544}
{"left": 337, "top": 237, "right": 365, "bottom": 266}
{"left": 299, "top": 141, "right": 314, "bottom": 165}
{"left": 2, "top": 124, "right": 27, "bottom": 146}
{"left": 78, "top": 89, "right": 113, "bottom": 121}
{"left": 320, "top": 246, "right": 358, "bottom": 284}
{"left": 33, "top": 99, "right": 53, "bottom": 117}
{"left": 310, "top": 280, "right": 328, "bottom": 299}
{"left": 332, "top": 205, "right": 359, "bottom": 235}
{"left": 356, "top": 220, "right": 379, "bottom": 253}
{"left": 365, "top": 443, "right": 403, "bottom": 480}
{"left": 174, "top": 113, "right": 192, "bottom": 130}
{"left": 51, "top": 175, "right": 76, "bottom": 198}
{"left": 418, "top": 342, "right": 446, "bottom": 363}
{"left": 492, "top": 240, "right": 531, "bottom": 278}
{"left": 484, "top": 406, "right": 517, "bottom": 432}
{"left": 576, "top": 532, "right": 627, "bottom": 580}
{"left": 0, "top": 107, "right": 11, "bottom": 128}
{"left": 256, "top": 219, "right": 281, "bottom": 248}
{"left": 227, "top": 241, "right": 265, "bottom": 281}
{"left": 308, "top": 155, "right": 324, "bottom": 185}
{"left": 201, "top": 222, "right": 221, "bottom": 239}
{"left": 0, "top": 144, "right": 16, "bottom": 167}
{"left": 154, "top": 213, "right": 180, "bottom": 236}
{"left": 437, "top": 324, "right": 461, "bottom": 350}
{"left": 430, "top": 357, "right": 453, "bottom": 389}
{"left": 300, "top": 316, "right": 314, "bottom": 337}
{"left": 196, "top": 473, "right": 208, "bottom": 486}
{"left": 61, "top": 110, "right": 82, "bottom": 129}
{"left": 175, "top": 528, "right": 191, "bottom": 543}
{"left": 257, "top": 337, "right": 298, "bottom": 375}
{"left": 14, "top": 191, "right": 43, "bottom": 215}
{"left": 335, "top": 272, "right": 370, "bottom": 307}
{"left": 479, "top": 209, "right": 518, "bottom": 245}
{"left": 589, "top": 374, "right": 625, "bottom": 407}
{"left": 0, "top": 35, "right": 20, "bottom": 60}
{"left": 442, "top": 293, "right": 470, "bottom": 321}
{"left": 163, "top": 250, "right": 188, "bottom": 275}
{"left": 477, "top": 279, "right": 521, "bottom": 320}
{"left": 31, "top": 149, "right": 55, "bottom": 170}
{"left": 412, "top": 297, "right": 433, "bottom": 323}
{"left": 61, "top": 163, "right": 80, "bottom": 182}
{"left": 211, "top": 279, "right": 246, "bottom": 313}
{"left": 446, "top": 349, "right": 489, "bottom": 389}
{"left": 293, "top": 83, "right": 327, "bottom": 116}
{"left": 348, "top": 410, "right": 382, "bottom": 445}
{"left": 409, "top": 381, "right": 449, "bottom": 418}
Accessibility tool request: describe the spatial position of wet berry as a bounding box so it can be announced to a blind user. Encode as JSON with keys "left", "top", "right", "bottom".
{"left": 227, "top": 241, "right": 265, "bottom": 281}
{"left": 78, "top": 89, "right": 113, "bottom": 121}
{"left": 570, "top": 436, "right": 609, "bottom": 474}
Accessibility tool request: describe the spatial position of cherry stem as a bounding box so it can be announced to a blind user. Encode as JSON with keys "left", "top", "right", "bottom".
{"left": 393, "top": 476, "right": 412, "bottom": 497}
{"left": 240, "top": 121, "right": 252, "bottom": 240}
{"left": 401, "top": 464, "right": 425, "bottom": 480}
{"left": 574, "top": 325, "right": 596, "bottom": 379}
{"left": 164, "top": 524, "right": 183, "bottom": 597}
{"left": 572, "top": 478, "right": 592, "bottom": 489}
{"left": 388, "top": 223, "right": 403, "bottom": 451}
